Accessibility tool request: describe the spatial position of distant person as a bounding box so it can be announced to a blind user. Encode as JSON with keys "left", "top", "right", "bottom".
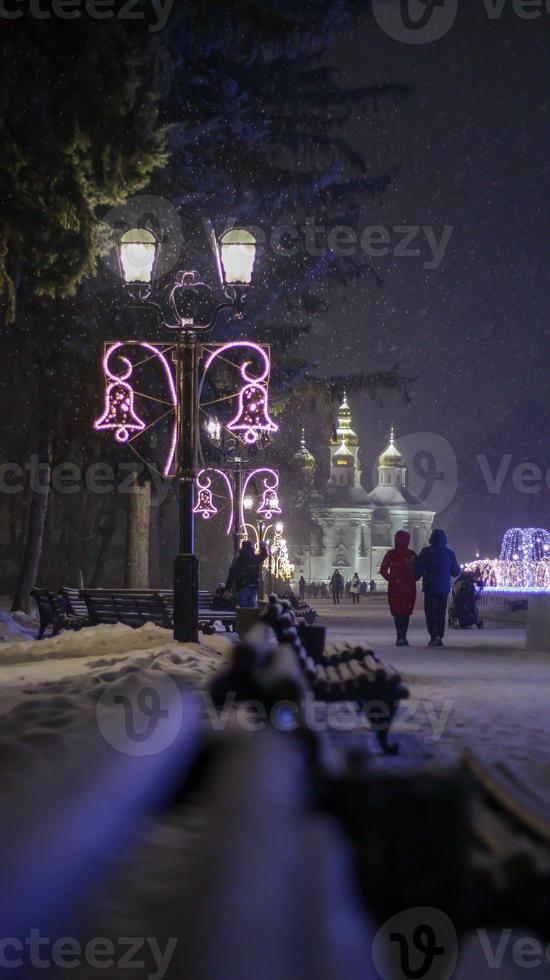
{"left": 320, "top": 582, "right": 327, "bottom": 598}
{"left": 380, "top": 531, "right": 418, "bottom": 646}
{"left": 369, "top": 579, "right": 377, "bottom": 594}
{"left": 350, "top": 572, "right": 361, "bottom": 604}
{"left": 298, "top": 575, "right": 306, "bottom": 602}
{"left": 360, "top": 580, "right": 367, "bottom": 596}
{"left": 330, "top": 570, "right": 343, "bottom": 605}
{"left": 414, "top": 529, "right": 461, "bottom": 647}
{"left": 225, "top": 540, "right": 268, "bottom": 608}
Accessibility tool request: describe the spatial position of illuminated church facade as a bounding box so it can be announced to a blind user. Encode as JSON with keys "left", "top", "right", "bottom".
{"left": 293, "top": 395, "right": 436, "bottom": 586}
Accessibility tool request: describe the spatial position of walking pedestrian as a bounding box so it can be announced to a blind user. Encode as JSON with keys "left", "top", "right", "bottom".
{"left": 380, "top": 531, "right": 417, "bottom": 646}
{"left": 298, "top": 574, "right": 306, "bottom": 602}
{"left": 350, "top": 572, "right": 361, "bottom": 604}
{"left": 414, "top": 529, "right": 461, "bottom": 647}
{"left": 225, "top": 540, "right": 268, "bottom": 608}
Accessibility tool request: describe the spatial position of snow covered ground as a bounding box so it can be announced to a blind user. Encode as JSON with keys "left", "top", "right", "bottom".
{"left": 316, "top": 596, "right": 550, "bottom": 793}
{"left": 1, "top": 595, "right": 547, "bottom": 793}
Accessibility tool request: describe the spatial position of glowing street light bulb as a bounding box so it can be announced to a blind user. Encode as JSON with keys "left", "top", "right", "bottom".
{"left": 206, "top": 417, "right": 222, "bottom": 442}
{"left": 275, "top": 521, "right": 284, "bottom": 534}
{"left": 119, "top": 228, "right": 157, "bottom": 284}
{"left": 219, "top": 228, "right": 257, "bottom": 285}
{"left": 243, "top": 495, "right": 254, "bottom": 511}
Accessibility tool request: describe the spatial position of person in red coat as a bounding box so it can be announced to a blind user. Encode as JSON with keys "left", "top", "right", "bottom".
{"left": 380, "top": 530, "right": 418, "bottom": 646}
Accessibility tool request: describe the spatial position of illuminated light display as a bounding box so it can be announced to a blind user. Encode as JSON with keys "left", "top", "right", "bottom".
{"left": 194, "top": 469, "right": 234, "bottom": 535}
{"left": 269, "top": 525, "right": 294, "bottom": 582}
{"left": 227, "top": 382, "right": 278, "bottom": 444}
{"left": 193, "top": 475, "right": 218, "bottom": 520}
{"left": 202, "top": 341, "right": 278, "bottom": 447}
{"left": 94, "top": 342, "right": 178, "bottom": 477}
{"left": 94, "top": 380, "right": 145, "bottom": 443}
{"left": 241, "top": 468, "right": 281, "bottom": 530}
{"left": 257, "top": 487, "right": 281, "bottom": 520}
{"left": 464, "top": 528, "right": 550, "bottom": 590}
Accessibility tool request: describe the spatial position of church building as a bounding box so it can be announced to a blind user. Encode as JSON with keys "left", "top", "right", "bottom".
{"left": 293, "top": 395, "right": 436, "bottom": 586}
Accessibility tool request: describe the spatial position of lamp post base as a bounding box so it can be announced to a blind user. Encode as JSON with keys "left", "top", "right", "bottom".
{"left": 173, "top": 554, "right": 199, "bottom": 643}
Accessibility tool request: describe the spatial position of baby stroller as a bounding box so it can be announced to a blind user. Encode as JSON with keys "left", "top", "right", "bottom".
{"left": 448, "top": 573, "right": 484, "bottom": 630}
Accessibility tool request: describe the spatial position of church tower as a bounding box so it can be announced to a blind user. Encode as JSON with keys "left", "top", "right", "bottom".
{"left": 376, "top": 428, "right": 407, "bottom": 489}
{"left": 329, "top": 393, "right": 362, "bottom": 489}
{"left": 293, "top": 428, "right": 316, "bottom": 484}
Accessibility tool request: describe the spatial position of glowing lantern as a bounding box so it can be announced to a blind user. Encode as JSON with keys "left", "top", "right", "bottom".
{"left": 94, "top": 381, "right": 145, "bottom": 443}
{"left": 219, "top": 228, "right": 257, "bottom": 286}
{"left": 119, "top": 228, "right": 158, "bottom": 284}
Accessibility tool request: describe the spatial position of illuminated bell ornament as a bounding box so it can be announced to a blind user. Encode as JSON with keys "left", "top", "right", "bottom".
{"left": 257, "top": 487, "right": 282, "bottom": 521}
{"left": 227, "top": 383, "right": 278, "bottom": 445}
{"left": 193, "top": 482, "right": 218, "bottom": 520}
{"left": 94, "top": 381, "right": 145, "bottom": 444}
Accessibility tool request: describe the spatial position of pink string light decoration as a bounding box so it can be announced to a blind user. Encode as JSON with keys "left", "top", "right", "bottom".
{"left": 94, "top": 342, "right": 178, "bottom": 477}
{"left": 241, "top": 468, "right": 281, "bottom": 530}
{"left": 202, "top": 341, "right": 279, "bottom": 446}
{"left": 193, "top": 474, "right": 218, "bottom": 520}
{"left": 195, "top": 469, "right": 234, "bottom": 535}
{"left": 94, "top": 379, "right": 145, "bottom": 444}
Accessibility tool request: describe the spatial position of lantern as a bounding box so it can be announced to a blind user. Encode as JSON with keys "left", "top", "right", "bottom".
{"left": 218, "top": 228, "right": 257, "bottom": 286}
{"left": 119, "top": 228, "right": 158, "bottom": 285}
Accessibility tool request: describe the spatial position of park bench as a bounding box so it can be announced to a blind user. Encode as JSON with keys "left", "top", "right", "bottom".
{"left": 211, "top": 595, "right": 408, "bottom": 755}
{"left": 81, "top": 589, "right": 172, "bottom": 630}
{"left": 4, "top": 603, "right": 550, "bottom": 966}
{"left": 30, "top": 587, "right": 87, "bottom": 640}
{"left": 80, "top": 587, "right": 236, "bottom": 634}
{"left": 31, "top": 587, "right": 236, "bottom": 638}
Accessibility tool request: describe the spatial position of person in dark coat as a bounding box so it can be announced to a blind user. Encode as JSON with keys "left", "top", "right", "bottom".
{"left": 414, "top": 528, "right": 461, "bottom": 646}
{"left": 225, "top": 540, "right": 268, "bottom": 608}
{"left": 298, "top": 575, "right": 306, "bottom": 602}
{"left": 380, "top": 531, "right": 417, "bottom": 646}
{"left": 330, "top": 570, "right": 343, "bottom": 605}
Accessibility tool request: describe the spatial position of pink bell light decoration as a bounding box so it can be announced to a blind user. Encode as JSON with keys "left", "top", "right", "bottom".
{"left": 257, "top": 486, "right": 282, "bottom": 520}
{"left": 94, "top": 380, "right": 145, "bottom": 444}
{"left": 193, "top": 474, "right": 219, "bottom": 521}
{"left": 227, "top": 382, "right": 278, "bottom": 445}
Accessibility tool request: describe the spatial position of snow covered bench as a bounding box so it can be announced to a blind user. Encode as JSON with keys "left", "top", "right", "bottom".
{"left": 210, "top": 595, "right": 408, "bottom": 754}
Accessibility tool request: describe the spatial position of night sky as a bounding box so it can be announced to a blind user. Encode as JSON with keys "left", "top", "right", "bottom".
{"left": 298, "top": 4, "right": 549, "bottom": 559}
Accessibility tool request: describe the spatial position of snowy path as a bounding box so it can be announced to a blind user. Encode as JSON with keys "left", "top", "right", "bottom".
{"left": 317, "top": 597, "right": 550, "bottom": 792}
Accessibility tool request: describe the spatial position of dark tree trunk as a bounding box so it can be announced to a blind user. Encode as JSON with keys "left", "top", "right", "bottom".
{"left": 11, "top": 438, "right": 52, "bottom": 613}
{"left": 90, "top": 505, "right": 118, "bottom": 588}
{"left": 125, "top": 481, "right": 151, "bottom": 589}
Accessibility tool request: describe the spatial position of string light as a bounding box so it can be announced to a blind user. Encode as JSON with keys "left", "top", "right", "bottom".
{"left": 94, "top": 341, "right": 177, "bottom": 477}
{"left": 465, "top": 528, "right": 550, "bottom": 590}
{"left": 203, "top": 341, "right": 279, "bottom": 446}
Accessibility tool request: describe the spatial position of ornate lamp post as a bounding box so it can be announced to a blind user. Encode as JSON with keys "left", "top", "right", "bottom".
{"left": 116, "top": 225, "right": 257, "bottom": 643}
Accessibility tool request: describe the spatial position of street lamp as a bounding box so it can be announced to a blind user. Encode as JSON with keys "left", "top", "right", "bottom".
{"left": 219, "top": 228, "right": 257, "bottom": 286}
{"left": 119, "top": 227, "right": 158, "bottom": 285}
{"left": 117, "top": 225, "right": 257, "bottom": 643}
